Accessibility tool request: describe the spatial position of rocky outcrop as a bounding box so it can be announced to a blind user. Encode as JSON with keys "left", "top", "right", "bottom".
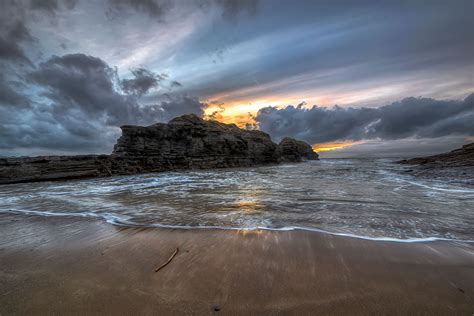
{"left": 0, "top": 114, "right": 318, "bottom": 185}
{"left": 398, "top": 143, "right": 474, "bottom": 167}
{"left": 277, "top": 137, "right": 319, "bottom": 162}
{"left": 397, "top": 143, "right": 474, "bottom": 184}
{"left": 112, "top": 114, "right": 280, "bottom": 168}
{"left": 0, "top": 155, "right": 112, "bottom": 184}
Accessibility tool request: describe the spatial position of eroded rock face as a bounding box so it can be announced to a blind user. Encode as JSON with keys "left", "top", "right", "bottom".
{"left": 112, "top": 114, "right": 279, "bottom": 168}
{"left": 0, "top": 114, "right": 318, "bottom": 184}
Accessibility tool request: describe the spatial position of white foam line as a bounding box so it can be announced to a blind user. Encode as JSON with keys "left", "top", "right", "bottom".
{"left": 0, "top": 209, "right": 127, "bottom": 223}
{"left": 3, "top": 209, "right": 473, "bottom": 244}
{"left": 110, "top": 220, "right": 474, "bottom": 243}
{"left": 402, "top": 179, "right": 474, "bottom": 193}
{"left": 2, "top": 209, "right": 102, "bottom": 219}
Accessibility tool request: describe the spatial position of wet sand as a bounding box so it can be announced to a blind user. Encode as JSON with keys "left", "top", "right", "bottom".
{"left": 0, "top": 213, "right": 473, "bottom": 315}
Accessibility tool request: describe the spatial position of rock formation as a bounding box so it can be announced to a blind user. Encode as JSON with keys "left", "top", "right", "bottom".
{"left": 398, "top": 143, "right": 474, "bottom": 167}
{"left": 0, "top": 155, "right": 114, "bottom": 184}
{"left": 0, "top": 114, "right": 318, "bottom": 185}
{"left": 277, "top": 137, "right": 319, "bottom": 162}
{"left": 398, "top": 142, "right": 474, "bottom": 184}
{"left": 113, "top": 114, "right": 280, "bottom": 168}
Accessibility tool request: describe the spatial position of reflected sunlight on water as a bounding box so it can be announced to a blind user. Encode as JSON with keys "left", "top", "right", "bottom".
{"left": 0, "top": 159, "right": 473, "bottom": 241}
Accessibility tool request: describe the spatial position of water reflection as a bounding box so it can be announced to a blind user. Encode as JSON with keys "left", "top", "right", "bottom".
{"left": 0, "top": 159, "right": 473, "bottom": 240}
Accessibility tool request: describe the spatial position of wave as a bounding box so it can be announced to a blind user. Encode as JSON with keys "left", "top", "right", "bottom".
{"left": 2, "top": 208, "right": 473, "bottom": 244}
{"left": 402, "top": 180, "right": 474, "bottom": 193}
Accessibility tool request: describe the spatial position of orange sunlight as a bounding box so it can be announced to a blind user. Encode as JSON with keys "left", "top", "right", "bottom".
{"left": 203, "top": 103, "right": 259, "bottom": 128}
{"left": 203, "top": 95, "right": 307, "bottom": 128}
{"left": 313, "top": 141, "right": 365, "bottom": 153}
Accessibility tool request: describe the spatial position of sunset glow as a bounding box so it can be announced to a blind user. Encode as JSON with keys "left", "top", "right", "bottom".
{"left": 313, "top": 141, "right": 365, "bottom": 153}
{"left": 203, "top": 106, "right": 257, "bottom": 128}
{"left": 203, "top": 98, "right": 292, "bottom": 127}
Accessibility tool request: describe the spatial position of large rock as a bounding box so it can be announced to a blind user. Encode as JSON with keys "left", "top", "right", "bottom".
{"left": 0, "top": 114, "right": 318, "bottom": 185}
{"left": 277, "top": 137, "right": 319, "bottom": 162}
{"left": 112, "top": 114, "right": 279, "bottom": 168}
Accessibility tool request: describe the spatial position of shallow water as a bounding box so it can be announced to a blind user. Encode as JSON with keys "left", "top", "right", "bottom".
{"left": 0, "top": 159, "right": 473, "bottom": 241}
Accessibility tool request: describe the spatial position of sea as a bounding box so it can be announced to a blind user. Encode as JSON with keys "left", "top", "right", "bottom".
{"left": 1, "top": 159, "right": 473, "bottom": 242}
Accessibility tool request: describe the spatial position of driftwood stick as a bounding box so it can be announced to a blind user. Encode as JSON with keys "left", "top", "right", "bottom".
{"left": 155, "top": 248, "right": 179, "bottom": 272}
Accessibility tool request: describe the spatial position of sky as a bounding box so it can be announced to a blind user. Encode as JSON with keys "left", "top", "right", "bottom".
{"left": 0, "top": 0, "right": 473, "bottom": 158}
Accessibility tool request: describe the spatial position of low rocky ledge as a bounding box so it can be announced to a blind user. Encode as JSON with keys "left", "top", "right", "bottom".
{"left": 397, "top": 142, "right": 474, "bottom": 184}
{"left": 398, "top": 143, "right": 474, "bottom": 167}
{"left": 0, "top": 114, "right": 318, "bottom": 185}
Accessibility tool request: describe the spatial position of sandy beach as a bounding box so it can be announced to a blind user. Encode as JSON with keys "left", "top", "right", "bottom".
{"left": 0, "top": 213, "right": 473, "bottom": 315}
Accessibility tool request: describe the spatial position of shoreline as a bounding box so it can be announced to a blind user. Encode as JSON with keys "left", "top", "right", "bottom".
{"left": 1, "top": 213, "right": 473, "bottom": 314}
{"left": 3, "top": 209, "right": 473, "bottom": 244}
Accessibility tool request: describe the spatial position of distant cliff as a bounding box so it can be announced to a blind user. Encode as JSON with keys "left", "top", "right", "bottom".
{"left": 0, "top": 114, "right": 318, "bottom": 184}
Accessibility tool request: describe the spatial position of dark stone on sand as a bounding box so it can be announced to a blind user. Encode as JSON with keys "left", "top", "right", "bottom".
{"left": 0, "top": 114, "right": 318, "bottom": 185}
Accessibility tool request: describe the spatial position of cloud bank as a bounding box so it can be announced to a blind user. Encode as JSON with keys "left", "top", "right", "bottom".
{"left": 106, "top": 0, "right": 258, "bottom": 19}
{"left": 0, "top": 53, "right": 205, "bottom": 156}
{"left": 255, "top": 94, "right": 474, "bottom": 147}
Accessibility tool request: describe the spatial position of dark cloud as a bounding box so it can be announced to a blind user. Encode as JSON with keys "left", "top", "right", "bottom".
{"left": 0, "top": 2, "right": 28, "bottom": 35}
{"left": 171, "top": 81, "right": 182, "bottom": 88}
{"left": 106, "top": 0, "right": 171, "bottom": 19}
{"left": 255, "top": 94, "right": 474, "bottom": 144}
{"left": 368, "top": 95, "right": 474, "bottom": 140}
{"left": 158, "top": 96, "right": 206, "bottom": 122}
{"left": 0, "top": 12, "right": 34, "bottom": 64}
{"left": 0, "top": 53, "right": 205, "bottom": 155}
{"left": 30, "top": 0, "right": 61, "bottom": 14}
{"left": 0, "top": 10, "right": 33, "bottom": 107}
{"left": 215, "top": 0, "right": 258, "bottom": 19}
{"left": 29, "top": 53, "right": 125, "bottom": 123}
{"left": 30, "top": 0, "right": 78, "bottom": 14}
{"left": 107, "top": 0, "right": 257, "bottom": 20}
{"left": 0, "top": 37, "right": 31, "bottom": 64}
{"left": 0, "top": 0, "right": 77, "bottom": 65}
{"left": 121, "top": 68, "right": 164, "bottom": 96}
{"left": 0, "top": 74, "right": 30, "bottom": 108}
{"left": 29, "top": 53, "right": 205, "bottom": 125}
{"left": 6, "top": 20, "right": 33, "bottom": 43}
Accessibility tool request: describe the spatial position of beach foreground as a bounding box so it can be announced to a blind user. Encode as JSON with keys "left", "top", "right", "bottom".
{"left": 0, "top": 214, "right": 473, "bottom": 315}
